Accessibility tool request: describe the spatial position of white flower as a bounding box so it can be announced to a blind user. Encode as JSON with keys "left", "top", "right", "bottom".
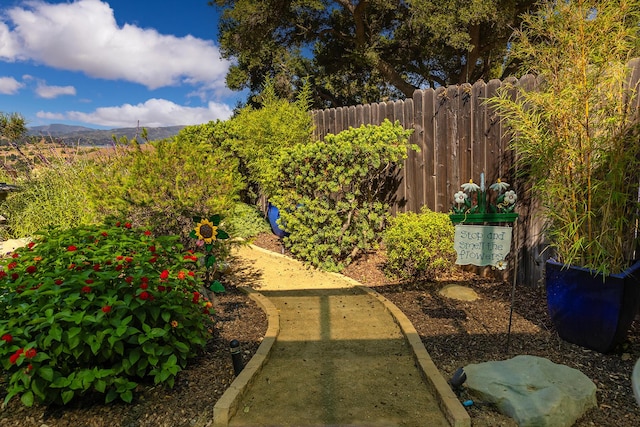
{"left": 494, "top": 259, "right": 507, "bottom": 270}
{"left": 489, "top": 178, "right": 510, "bottom": 193}
{"left": 504, "top": 190, "right": 518, "bottom": 204}
{"left": 461, "top": 179, "right": 480, "bottom": 193}
{"left": 454, "top": 191, "right": 468, "bottom": 204}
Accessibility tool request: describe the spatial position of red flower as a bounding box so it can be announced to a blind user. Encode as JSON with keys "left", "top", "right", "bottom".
{"left": 1, "top": 334, "right": 12, "bottom": 343}
{"left": 124, "top": 222, "right": 132, "bottom": 229}
{"left": 24, "top": 348, "right": 36, "bottom": 359}
{"left": 144, "top": 230, "right": 151, "bottom": 236}
{"left": 192, "top": 292, "right": 200, "bottom": 303}
{"left": 141, "top": 276, "right": 149, "bottom": 283}
{"left": 160, "top": 270, "right": 169, "bottom": 280}
{"left": 11, "top": 273, "right": 19, "bottom": 281}
{"left": 149, "top": 256, "right": 157, "bottom": 263}
{"left": 139, "top": 291, "right": 150, "bottom": 300}
{"left": 116, "top": 255, "right": 124, "bottom": 261}
{"left": 125, "top": 276, "right": 134, "bottom": 284}
{"left": 55, "top": 279, "right": 63, "bottom": 285}
{"left": 27, "top": 242, "right": 35, "bottom": 249}
{"left": 115, "top": 221, "right": 121, "bottom": 227}
{"left": 7, "top": 262, "right": 17, "bottom": 270}
{"left": 115, "top": 264, "right": 123, "bottom": 271}
{"left": 0, "top": 271, "right": 7, "bottom": 279}
{"left": 102, "top": 306, "right": 112, "bottom": 313}
{"left": 101, "top": 232, "right": 108, "bottom": 237}
{"left": 157, "top": 285, "right": 166, "bottom": 292}
{"left": 140, "top": 283, "right": 148, "bottom": 290}
{"left": 9, "top": 349, "right": 23, "bottom": 364}
{"left": 11, "top": 253, "right": 19, "bottom": 259}
{"left": 148, "top": 245, "right": 156, "bottom": 252}
{"left": 177, "top": 271, "right": 186, "bottom": 280}
{"left": 125, "top": 257, "right": 133, "bottom": 263}
{"left": 188, "top": 271, "right": 195, "bottom": 277}
{"left": 81, "top": 286, "right": 92, "bottom": 293}
{"left": 93, "top": 264, "right": 101, "bottom": 271}
{"left": 85, "top": 279, "right": 94, "bottom": 284}
{"left": 25, "top": 265, "right": 37, "bottom": 274}
{"left": 67, "top": 245, "right": 77, "bottom": 252}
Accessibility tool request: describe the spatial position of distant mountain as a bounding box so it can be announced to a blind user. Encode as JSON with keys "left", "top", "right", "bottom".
{"left": 27, "top": 124, "right": 186, "bottom": 146}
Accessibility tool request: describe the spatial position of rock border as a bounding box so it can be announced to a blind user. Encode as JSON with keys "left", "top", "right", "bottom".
{"left": 212, "top": 286, "right": 281, "bottom": 427}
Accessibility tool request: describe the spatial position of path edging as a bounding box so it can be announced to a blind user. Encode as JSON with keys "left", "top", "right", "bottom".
{"left": 212, "top": 286, "right": 281, "bottom": 427}
{"left": 358, "top": 285, "right": 472, "bottom": 427}
{"left": 327, "top": 270, "right": 472, "bottom": 427}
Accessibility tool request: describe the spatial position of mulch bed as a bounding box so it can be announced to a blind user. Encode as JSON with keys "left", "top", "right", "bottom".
{"left": 1, "top": 232, "right": 639, "bottom": 426}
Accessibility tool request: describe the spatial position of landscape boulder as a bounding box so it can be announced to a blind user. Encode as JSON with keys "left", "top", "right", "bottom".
{"left": 464, "top": 355, "right": 596, "bottom": 427}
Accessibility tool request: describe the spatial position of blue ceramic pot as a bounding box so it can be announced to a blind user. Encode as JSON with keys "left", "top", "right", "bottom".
{"left": 545, "top": 259, "right": 640, "bottom": 353}
{"left": 267, "top": 203, "right": 288, "bottom": 238}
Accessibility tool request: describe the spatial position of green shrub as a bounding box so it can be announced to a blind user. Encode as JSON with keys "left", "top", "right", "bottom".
{"left": 383, "top": 207, "right": 457, "bottom": 280}
{"left": 0, "top": 160, "right": 100, "bottom": 239}
{"left": 225, "top": 203, "right": 270, "bottom": 239}
{"left": 270, "top": 119, "right": 416, "bottom": 271}
{"left": 0, "top": 222, "right": 214, "bottom": 407}
{"left": 221, "top": 80, "right": 314, "bottom": 202}
{"left": 87, "top": 135, "right": 243, "bottom": 244}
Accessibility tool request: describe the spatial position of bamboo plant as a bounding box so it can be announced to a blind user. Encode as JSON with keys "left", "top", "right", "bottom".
{"left": 489, "top": 0, "right": 640, "bottom": 275}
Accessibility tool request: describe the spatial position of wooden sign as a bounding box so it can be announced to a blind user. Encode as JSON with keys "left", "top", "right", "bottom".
{"left": 453, "top": 225, "right": 513, "bottom": 267}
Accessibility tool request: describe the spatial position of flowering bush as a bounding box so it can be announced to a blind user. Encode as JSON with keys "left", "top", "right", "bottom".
{"left": 0, "top": 223, "right": 214, "bottom": 407}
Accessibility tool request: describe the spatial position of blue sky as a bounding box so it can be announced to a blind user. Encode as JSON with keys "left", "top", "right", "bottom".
{"left": 0, "top": 0, "right": 244, "bottom": 129}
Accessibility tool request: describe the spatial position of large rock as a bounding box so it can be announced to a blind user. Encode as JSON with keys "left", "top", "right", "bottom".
{"left": 1, "top": 238, "right": 30, "bottom": 255}
{"left": 464, "top": 355, "right": 596, "bottom": 427}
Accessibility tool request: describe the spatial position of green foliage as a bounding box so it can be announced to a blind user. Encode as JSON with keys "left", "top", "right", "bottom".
{"left": 0, "top": 112, "right": 27, "bottom": 143}
{"left": 0, "top": 223, "right": 214, "bottom": 407}
{"left": 488, "top": 0, "right": 640, "bottom": 274}
{"left": 222, "top": 79, "right": 314, "bottom": 200}
{"left": 0, "top": 159, "right": 100, "bottom": 239}
{"left": 383, "top": 207, "right": 457, "bottom": 280}
{"left": 225, "top": 203, "right": 270, "bottom": 239}
{"left": 270, "top": 119, "right": 415, "bottom": 271}
{"left": 211, "top": 0, "right": 538, "bottom": 106}
{"left": 88, "top": 134, "right": 243, "bottom": 244}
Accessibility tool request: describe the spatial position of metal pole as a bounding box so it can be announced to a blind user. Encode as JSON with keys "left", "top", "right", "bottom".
{"left": 506, "top": 217, "right": 519, "bottom": 353}
{"left": 230, "top": 339, "right": 244, "bottom": 376}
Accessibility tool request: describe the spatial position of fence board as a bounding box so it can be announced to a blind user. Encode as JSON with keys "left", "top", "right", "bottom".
{"left": 471, "top": 80, "right": 486, "bottom": 184}
{"left": 423, "top": 89, "right": 436, "bottom": 211}
{"left": 411, "top": 90, "right": 426, "bottom": 210}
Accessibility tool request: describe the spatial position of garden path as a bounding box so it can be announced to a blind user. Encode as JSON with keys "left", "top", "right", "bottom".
{"left": 214, "top": 244, "right": 469, "bottom": 427}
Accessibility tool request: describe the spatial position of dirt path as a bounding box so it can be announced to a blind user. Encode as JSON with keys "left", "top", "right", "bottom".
{"left": 226, "top": 245, "right": 454, "bottom": 427}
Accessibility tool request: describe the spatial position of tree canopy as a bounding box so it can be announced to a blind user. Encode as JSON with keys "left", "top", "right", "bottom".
{"left": 210, "top": 0, "right": 537, "bottom": 107}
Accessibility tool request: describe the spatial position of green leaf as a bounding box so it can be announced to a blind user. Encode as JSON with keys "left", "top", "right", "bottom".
{"left": 38, "top": 366, "right": 54, "bottom": 382}
{"left": 210, "top": 280, "right": 225, "bottom": 293}
{"left": 205, "top": 254, "right": 217, "bottom": 268}
{"left": 20, "top": 391, "right": 34, "bottom": 407}
{"left": 217, "top": 229, "right": 230, "bottom": 240}
{"left": 61, "top": 390, "right": 74, "bottom": 404}
{"left": 120, "top": 390, "right": 133, "bottom": 403}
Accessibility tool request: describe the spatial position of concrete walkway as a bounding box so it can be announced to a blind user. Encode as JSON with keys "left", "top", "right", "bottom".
{"left": 213, "top": 245, "right": 470, "bottom": 427}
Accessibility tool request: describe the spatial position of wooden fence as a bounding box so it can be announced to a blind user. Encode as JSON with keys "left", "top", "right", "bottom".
{"left": 310, "top": 61, "right": 640, "bottom": 286}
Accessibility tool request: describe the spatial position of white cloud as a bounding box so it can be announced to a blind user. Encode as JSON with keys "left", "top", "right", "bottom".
{"left": 37, "top": 98, "right": 233, "bottom": 128}
{"left": 35, "top": 82, "right": 76, "bottom": 99}
{"left": 2, "top": 0, "right": 230, "bottom": 90}
{"left": 0, "top": 76, "right": 23, "bottom": 94}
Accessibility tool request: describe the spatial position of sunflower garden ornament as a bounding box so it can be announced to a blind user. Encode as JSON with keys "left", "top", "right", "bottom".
{"left": 190, "top": 215, "right": 230, "bottom": 293}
